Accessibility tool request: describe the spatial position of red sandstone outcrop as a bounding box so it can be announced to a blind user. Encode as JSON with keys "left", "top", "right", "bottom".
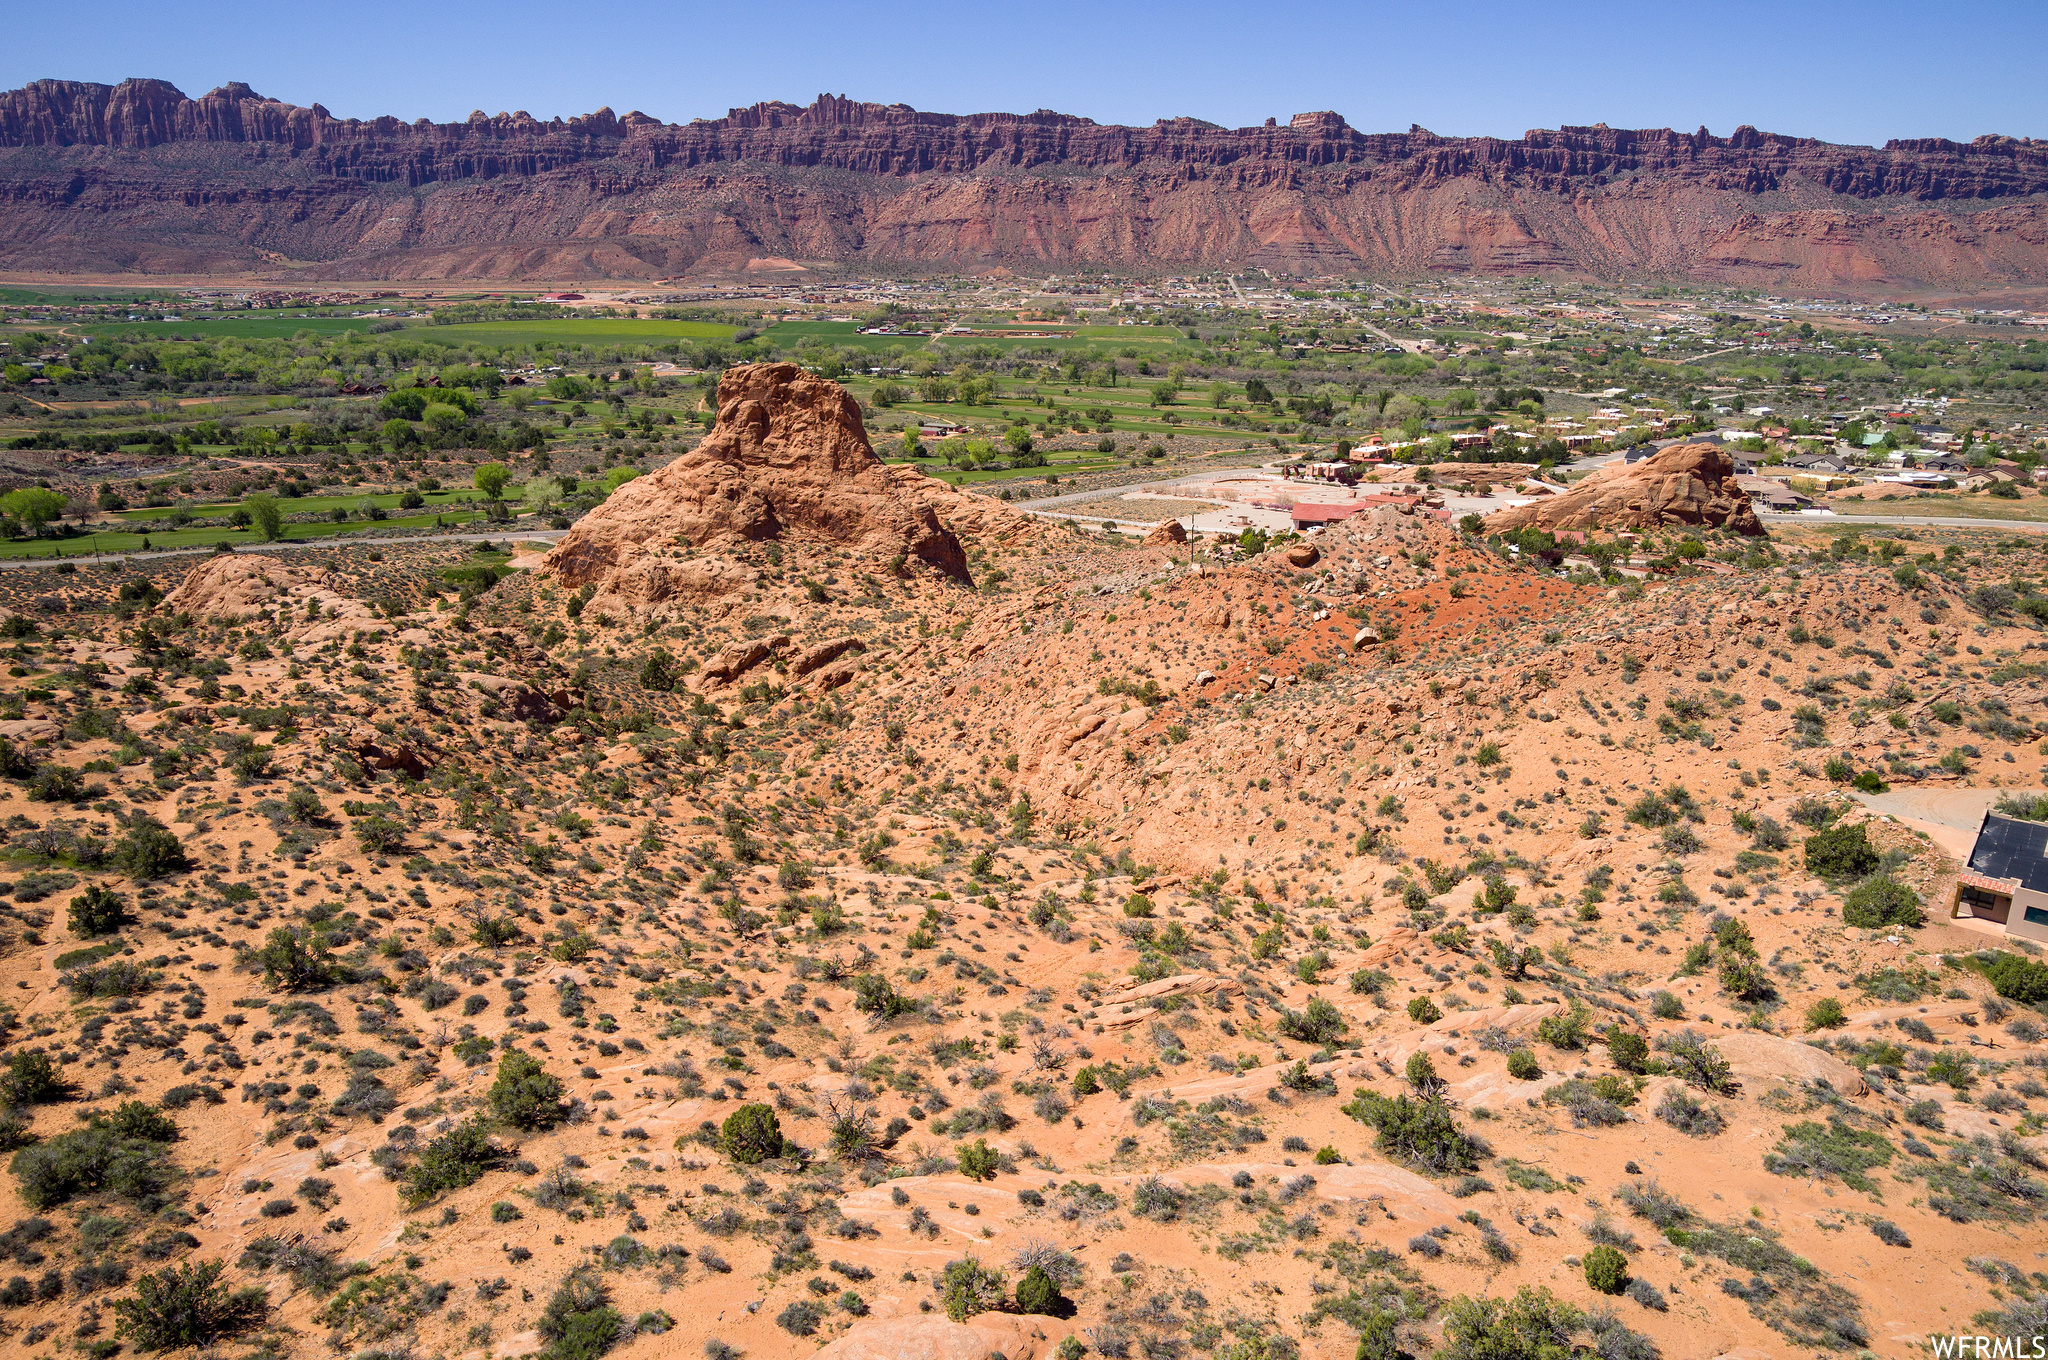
{"left": 1482, "top": 442, "right": 1765, "bottom": 536}
{"left": 163, "top": 552, "right": 382, "bottom": 640}
{"left": 537, "top": 363, "right": 1027, "bottom": 613}
{"left": 5, "top": 82, "right": 2048, "bottom": 288}
{"left": 1142, "top": 518, "right": 1188, "bottom": 546}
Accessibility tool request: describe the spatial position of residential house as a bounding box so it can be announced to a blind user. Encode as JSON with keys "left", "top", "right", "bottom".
{"left": 1955, "top": 811, "right": 2048, "bottom": 944}
{"left": 1290, "top": 503, "right": 1367, "bottom": 530}
{"left": 1785, "top": 452, "right": 1850, "bottom": 473}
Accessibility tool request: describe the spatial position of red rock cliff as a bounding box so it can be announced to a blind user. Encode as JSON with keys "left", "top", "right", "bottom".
{"left": 3, "top": 81, "right": 2046, "bottom": 288}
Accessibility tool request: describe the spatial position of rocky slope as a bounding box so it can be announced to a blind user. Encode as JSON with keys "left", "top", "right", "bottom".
{"left": 0, "top": 384, "right": 2043, "bottom": 1360}
{"left": 3, "top": 81, "right": 2047, "bottom": 287}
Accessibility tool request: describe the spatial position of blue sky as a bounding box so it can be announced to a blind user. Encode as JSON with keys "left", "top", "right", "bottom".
{"left": 7, "top": 0, "right": 2044, "bottom": 146}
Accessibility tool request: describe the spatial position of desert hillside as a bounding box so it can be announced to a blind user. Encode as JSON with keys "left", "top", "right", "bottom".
{"left": 0, "top": 366, "right": 2041, "bottom": 1360}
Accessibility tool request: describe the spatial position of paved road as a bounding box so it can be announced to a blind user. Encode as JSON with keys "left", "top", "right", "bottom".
{"left": 0, "top": 529, "right": 567, "bottom": 572}
{"left": 1014, "top": 468, "right": 1269, "bottom": 513}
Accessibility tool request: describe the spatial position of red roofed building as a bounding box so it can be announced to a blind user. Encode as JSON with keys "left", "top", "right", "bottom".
{"left": 1289, "top": 503, "right": 1366, "bottom": 530}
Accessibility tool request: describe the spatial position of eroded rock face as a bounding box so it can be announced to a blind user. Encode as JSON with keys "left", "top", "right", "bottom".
{"left": 1483, "top": 442, "right": 1764, "bottom": 536}
{"left": 538, "top": 364, "right": 979, "bottom": 613}
{"left": 1143, "top": 518, "right": 1188, "bottom": 546}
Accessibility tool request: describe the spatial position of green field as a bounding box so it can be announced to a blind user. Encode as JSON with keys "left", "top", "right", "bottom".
{"left": 0, "top": 507, "right": 515, "bottom": 561}
{"left": 416, "top": 318, "right": 738, "bottom": 348}
{"left": 885, "top": 454, "right": 1123, "bottom": 486}
{"left": 0, "top": 286, "right": 179, "bottom": 306}
{"left": 763, "top": 320, "right": 1188, "bottom": 354}
{"left": 80, "top": 313, "right": 399, "bottom": 340}
{"left": 112, "top": 486, "right": 485, "bottom": 523}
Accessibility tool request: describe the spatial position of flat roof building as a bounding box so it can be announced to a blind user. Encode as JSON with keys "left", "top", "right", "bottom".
{"left": 1956, "top": 810, "right": 2048, "bottom": 943}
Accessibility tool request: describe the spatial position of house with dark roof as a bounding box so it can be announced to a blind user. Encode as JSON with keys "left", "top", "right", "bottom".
{"left": 1955, "top": 810, "right": 2048, "bottom": 943}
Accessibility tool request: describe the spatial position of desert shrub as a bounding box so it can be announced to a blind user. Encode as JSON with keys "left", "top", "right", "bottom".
{"left": 1584, "top": 1245, "right": 1629, "bottom": 1295}
{"left": 1804, "top": 997, "right": 1847, "bottom": 1030}
{"left": 0, "top": 1052, "right": 70, "bottom": 1108}
{"left": 1763, "top": 1120, "right": 1894, "bottom": 1193}
{"left": 1985, "top": 952, "right": 2048, "bottom": 1005}
{"left": 67, "top": 884, "right": 129, "bottom": 938}
{"left": 538, "top": 1267, "right": 622, "bottom": 1360}
{"left": 1541, "top": 1076, "right": 1634, "bottom": 1128}
{"left": 1343, "top": 1091, "right": 1480, "bottom": 1175}
{"left": 1841, "top": 876, "right": 1923, "bottom": 929}
{"left": 1869, "top": 1219, "right": 1910, "bottom": 1247}
{"left": 111, "top": 821, "right": 188, "bottom": 881}
{"left": 957, "top": 1139, "right": 1000, "bottom": 1181}
{"left": 488, "top": 1050, "right": 565, "bottom": 1130}
{"left": 1535, "top": 1001, "right": 1593, "bottom": 1050}
{"left": 1650, "top": 991, "right": 1683, "bottom": 1020}
{"left": 1623, "top": 1279, "right": 1666, "bottom": 1312}
{"left": 112, "top": 1260, "right": 267, "bottom": 1351}
{"left": 1015, "top": 1264, "right": 1064, "bottom": 1315}
{"left": 1439, "top": 1286, "right": 1583, "bottom": 1360}
{"left": 775, "top": 1299, "right": 824, "bottom": 1336}
{"left": 1406, "top": 996, "right": 1442, "bottom": 1024}
{"left": 1718, "top": 955, "right": 1773, "bottom": 1002}
{"left": 399, "top": 1116, "right": 508, "bottom": 1207}
{"left": 64, "top": 959, "right": 157, "bottom": 998}
{"left": 252, "top": 926, "right": 347, "bottom": 992}
{"left": 9, "top": 1105, "right": 177, "bottom": 1209}
{"left": 852, "top": 973, "right": 915, "bottom": 1018}
{"left": 352, "top": 815, "right": 406, "bottom": 854}
{"left": 1131, "top": 1176, "right": 1186, "bottom": 1222}
{"left": 1658, "top": 1030, "right": 1737, "bottom": 1094}
{"left": 1653, "top": 1089, "right": 1725, "bottom": 1138}
{"left": 1605, "top": 1028, "right": 1649, "bottom": 1073}
{"left": 939, "top": 1256, "right": 1007, "bottom": 1322}
{"left": 1803, "top": 822, "right": 1877, "bottom": 881}
{"left": 238, "top": 1235, "right": 347, "bottom": 1296}
{"left": 1349, "top": 968, "right": 1391, "bottom": 996}
{"left": 1506, "top": 1050, "right": 1541, "bottom": 1080}
{"left": 720, "top": 1103, "right": 789, "bottom": 1165}
{"left": 1278, "top": 996, "right": 1346, "bottom": 1044}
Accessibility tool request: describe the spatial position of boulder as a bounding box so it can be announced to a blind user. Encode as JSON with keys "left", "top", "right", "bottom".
{"left": 1483, "top": 442, "right": 1764, "bottom": 536}
{"left": 813, "top": 1311, "right": 1050, "bottom": 1360}
{"left": 163, "top": 554, "right": 381, "bottom": 638}
{"left": 700, "top": 635, "right": 788, "bottom": 686}
{"left": 1287, "top": 542, "right": 1321, "bottom": 568}
{"left": 793, "top": 636, "right": 865, "bottom": 677}
{"left": 343, "top": 727, "right": 431, "bottom": 779}
{"left": 1143, "top": 518, "right": 1188, "bottom": 545}
{"left": 1712, "top": 1030, "right": 1868, "bottom": 1095}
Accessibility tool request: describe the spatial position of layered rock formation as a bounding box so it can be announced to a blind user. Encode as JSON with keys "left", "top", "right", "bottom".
{"left": 1481, "top": 442, "right": 1765, "bottom": 536}
{"left": 3, "top": 81, "right": 2047, "bottom": 288}
{"left": 538, "top": 362, "right": 1023, "bottom": 616}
